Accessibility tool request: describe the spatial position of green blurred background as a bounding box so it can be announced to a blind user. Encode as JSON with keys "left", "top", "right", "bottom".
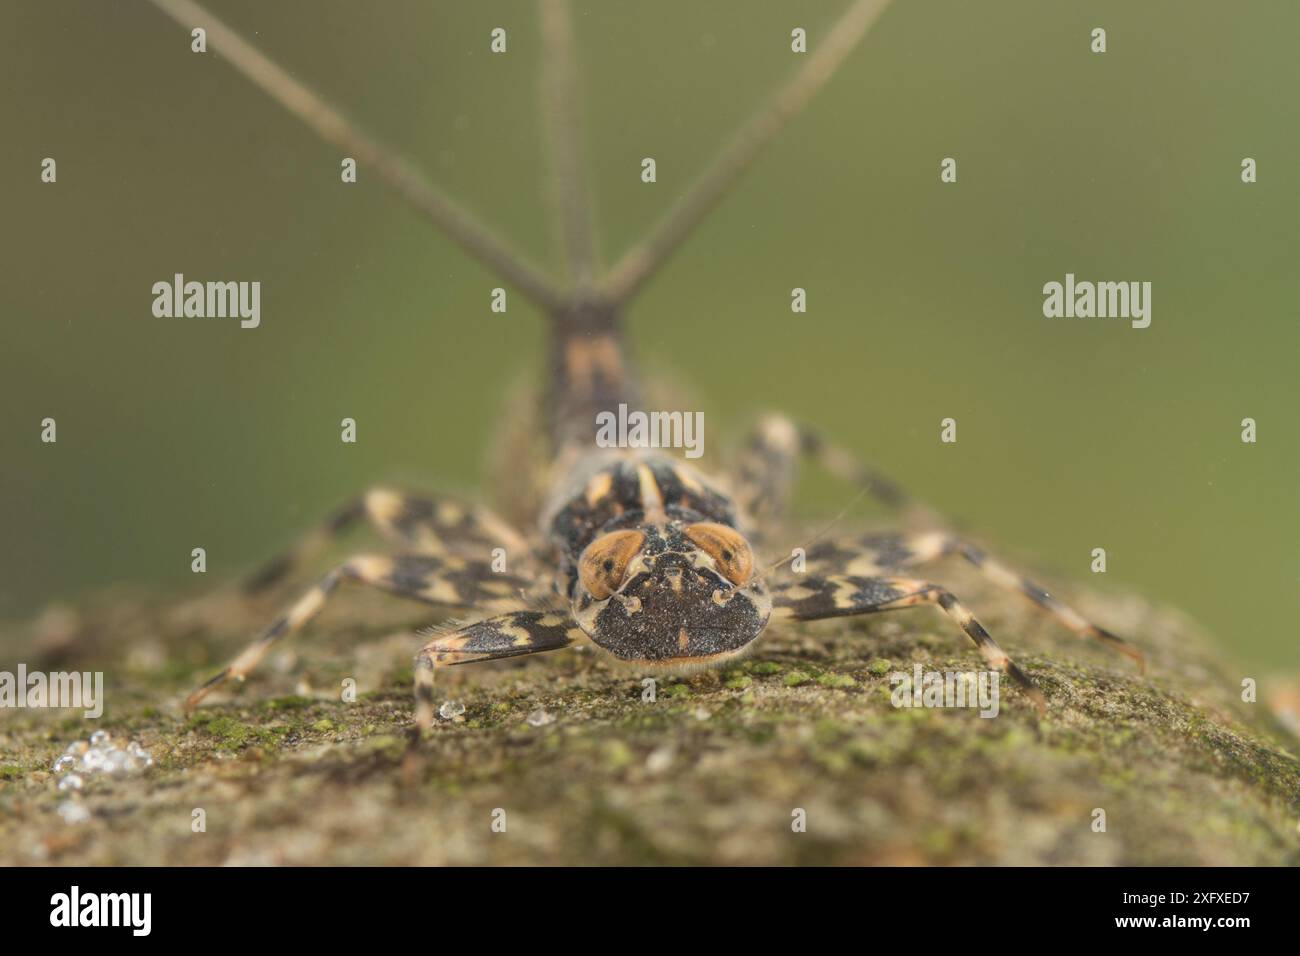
{"left": 1, "top": 0, "right": 1296, "bottom": 670}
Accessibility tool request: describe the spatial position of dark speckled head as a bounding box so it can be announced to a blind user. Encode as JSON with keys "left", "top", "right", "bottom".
{"left": 571, "top": 514, "right": 772, "bottom": 664}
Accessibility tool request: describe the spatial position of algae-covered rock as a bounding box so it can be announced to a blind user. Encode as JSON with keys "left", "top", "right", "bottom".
{"left": 1, "top": 565, "right": 1296, "bottom": 866}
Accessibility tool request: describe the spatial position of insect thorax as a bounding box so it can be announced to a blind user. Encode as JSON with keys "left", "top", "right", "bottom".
{"left": 540, "top": 450, "right": 772, "bottom": 665}
{"left": 544, "top": 451, "right": 740, "bottom": 567}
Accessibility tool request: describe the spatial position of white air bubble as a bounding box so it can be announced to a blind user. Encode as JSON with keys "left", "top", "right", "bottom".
{"left": 81, "top": 750, "right": 105, "bottom": 772}
{"left": 526, "top": 708, "right": 555, "bottom": 727}
{"left": 57, "top": 800, "right": 91, "bottom": 824}
{"left": 104, "top": 750, "right": 133, "bottom": 775}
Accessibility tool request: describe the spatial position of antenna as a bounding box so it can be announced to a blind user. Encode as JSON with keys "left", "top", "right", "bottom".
{"left": 144, "top": 0, "right": 894, "bottom": 315}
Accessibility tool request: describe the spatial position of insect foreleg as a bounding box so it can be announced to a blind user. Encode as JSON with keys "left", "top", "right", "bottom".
{"left": 770, "top": 574, "right": 1046, "bottom": 713}
{"left": 188, "top": 554, "right": 536, "bottom": 711}
{"left": 243, "top": 487, "right": 532, "bottom": 594}
{"left": 414, "top": 611, "right": 583, "bottom": 732}
{"left": 795, "top": 423, "right": 931, "bottom": 522}
{"left": 792, "top": 531, "right": 1144, "bottom": 669}
{"left": 732, "top": 414, "right": 925, "bottom": 524}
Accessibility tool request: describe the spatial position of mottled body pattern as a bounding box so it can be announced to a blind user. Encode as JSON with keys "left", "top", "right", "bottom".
{"left": 186, "top": 309, "right": 1142, "bottom": 728}
{"left": 177, "top": 0, "right": 1144, "bottom": 730}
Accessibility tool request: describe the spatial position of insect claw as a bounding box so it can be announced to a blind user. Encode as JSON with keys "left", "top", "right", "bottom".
{"left": 1025, "top": 686, "right": 1048, "bottom": 717}
{"left": 184, "top": 668, "right": 232, "bottom": 712}
{"left": 1096, "top": 627, "right": 1147, "bottom": 673}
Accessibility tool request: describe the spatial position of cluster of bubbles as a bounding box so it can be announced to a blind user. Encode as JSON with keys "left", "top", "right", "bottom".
{"left": 436, "top": 700, "right": 556, "bottom": 727}
{"left": 51, "top": 730, "right": 154, "bottom": 824}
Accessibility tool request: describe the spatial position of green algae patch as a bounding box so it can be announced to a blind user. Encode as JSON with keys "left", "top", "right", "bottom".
{"left": 1, "top": 575, "right": 1297, "bottom": 865}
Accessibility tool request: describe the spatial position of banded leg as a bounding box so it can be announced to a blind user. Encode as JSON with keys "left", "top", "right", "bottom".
{"left": 731, "top": 414, "right": 926, "bottom": 524}
{"left": 188, "top": 553, "right": 537, "bottom": 710}
{"left": 731, "top": 415, "right": 804, "bottom": 521}
{"left": 795, "top": 423, "right": 938, "bottom": 523}
{"left": 414, "top": 611, "right": 582, "bottom": 731}
{"left": 772, "top": 574, "right": 1046, "bottom": 713}
{"left": 796, "top": 531, "right": 1144, "bottom": 669}
{"left": 243, "top": 487, "right": 531, "bottom": 594}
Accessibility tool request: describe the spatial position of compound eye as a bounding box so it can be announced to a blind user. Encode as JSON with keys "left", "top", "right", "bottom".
{"left": 578, "top": 530, "right": 645, "bottom": 599}
{"left": 685, "top": 522, "right": 754, "bottom": 586}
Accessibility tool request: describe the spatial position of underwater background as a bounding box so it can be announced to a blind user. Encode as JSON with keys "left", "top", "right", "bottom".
{"left": 2, "top": 0, "right": 1296, "bottom": 670}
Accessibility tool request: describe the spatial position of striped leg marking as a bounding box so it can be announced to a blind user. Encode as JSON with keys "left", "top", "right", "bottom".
{"left": 414, "top": 611, "right": 582, "bottom": 732}
{"left": 244, "top": 487, "right": 531, "bottom": 594}
{"left": 188, "top": 553, "right": 536, "bottom": 711}
{"left": 796, "top": 423, "right": 929, "bottom": 520}
{"left": 956, "top": 541, "right": 1144, "bottom": 670}
{"left": 733, "top": 414, "right": 920, "bottom": 522}
{"left": 797, "top": 531, "right": 1144, "bottom": 670}
{"left": 772, "top": 574, "right": 1046, "bottom": 713}
{"left": 732, "top": 414, "right": 803, "bottom": 521}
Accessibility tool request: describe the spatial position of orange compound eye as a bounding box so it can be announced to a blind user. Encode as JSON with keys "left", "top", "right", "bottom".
{"left": 578, "top": 530, "right": 645, "bottom": 599}
{"left": 685, "top": 522, "right": 754, "bottom": 586}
